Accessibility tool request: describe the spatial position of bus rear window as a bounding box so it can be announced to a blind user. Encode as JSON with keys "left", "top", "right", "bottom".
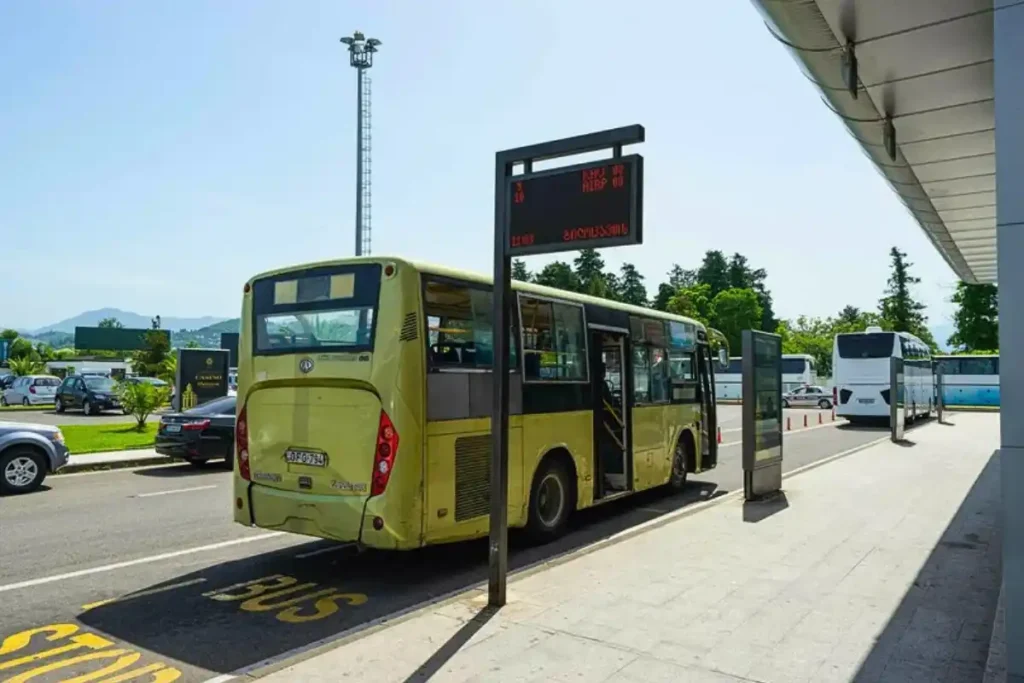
{"left": 781, "top": 358, "right": 808, "bottom": 375}
{"left": 252, "top": 264, "right": 381, "bottom": 355}
{"left": 837, "top": 333, "right": 895, "bottom": 359}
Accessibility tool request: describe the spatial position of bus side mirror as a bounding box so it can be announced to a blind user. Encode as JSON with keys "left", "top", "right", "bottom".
{"left": 718, "top": 348, "right": 728, "bottom": 368}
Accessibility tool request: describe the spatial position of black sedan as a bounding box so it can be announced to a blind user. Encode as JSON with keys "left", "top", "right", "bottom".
{"left": 155, "top": 395, "right": 236, "bottom": 468}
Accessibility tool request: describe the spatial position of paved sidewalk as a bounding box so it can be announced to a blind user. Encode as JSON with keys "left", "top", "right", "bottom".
{"left": 62, "top": 447, "right": 173, "bottom": 472}
{"left": 260, "top": 412, "right": 1001, "bottom": 683}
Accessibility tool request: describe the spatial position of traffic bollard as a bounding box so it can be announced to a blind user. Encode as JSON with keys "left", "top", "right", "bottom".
{"left": 786, "top": 416, "right": 791, "bottom": 431}
{"left": 818, "top": 413, "right": 822, "bottom": 424}
{"left": 803, "top": 414, "right": 808, "bottom": 428}
{"left": 717, "top": 427, "right": 722, "bottom": 444}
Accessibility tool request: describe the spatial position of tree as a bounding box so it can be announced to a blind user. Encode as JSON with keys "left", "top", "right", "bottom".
{"left": 7, "top": 356, "right": 44, "bottom": 376}
{"left": 708, "top": 288, "right": 762, "bottom": 355}
{"left": 511, "top": 259, "right": 532, "bottom": 283}
{"left": 7, "top": 337, "right": 35, "bottom": 361}
{"left": 185, "top": 340, "right": 201, "bottom": 349}
{"left": 696, "top": 251, "right": 731, "bottom": 298}
{"left": 0, "top": 329, "right": 18, "bottom": 344}
{"left": 617, "top": 264, "right": 648, "bottom": 306}
{"left": 116, "top": 381, "right": 170, "bottom": 431}
{"left": 948, "top": 282, "right": 999, "bottom": 352}
{"left": 130, "top": 330, "right": 171, "bottom": 377}
{"left": 724, "top": 253, "right": 776, "bottom": 331}
{"left": 667, "top": 284, "right": 712, "bottom": 325}
{"left": 652, "top": 264, "right": 697, "bottom": 311}
{"left": 534, "top": 261, "right": 580, "bottom": 291}
{"left": 878, "top": 247, "right": 931, "bottom": 346}
{"left": 573, "top": 249, "right": 609, "bottom": 297}
{"left": 98, "top": 317, "right": 123, "bottom": 329}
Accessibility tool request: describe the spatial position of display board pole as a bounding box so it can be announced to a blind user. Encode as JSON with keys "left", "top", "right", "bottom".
{"left": 890, "top": 357, "right": 905, "bottom": 442}
{"left": 488, "top": 125, "right": 645, "bottom": 608}
{"left": 936, "top": 368, "right": 944, "bottom": 424}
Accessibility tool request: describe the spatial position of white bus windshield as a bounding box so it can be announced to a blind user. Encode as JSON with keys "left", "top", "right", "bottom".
{"left": 836, "top": 333, "right": 895, "bottom": 359}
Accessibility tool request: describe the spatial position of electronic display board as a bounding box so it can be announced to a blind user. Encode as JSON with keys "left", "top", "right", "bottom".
{"left": 506, "top": 154, "right": 643, "bottom": 256}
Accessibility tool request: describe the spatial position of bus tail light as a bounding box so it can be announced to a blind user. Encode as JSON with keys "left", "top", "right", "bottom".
{"left": 236, "top": 405, "right": 251, "bottom": 481}
{"left": 371, "top": 410, "right": 399, "bottom": 496}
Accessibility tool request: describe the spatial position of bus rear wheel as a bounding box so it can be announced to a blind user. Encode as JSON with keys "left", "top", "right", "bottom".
{"left": 525, "top": 457, "right": 574, "bottom": 543}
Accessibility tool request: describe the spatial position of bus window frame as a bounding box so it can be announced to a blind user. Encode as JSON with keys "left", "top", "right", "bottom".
{"left": 517, "top": 292, "right": 590, "bottom": 385}
{"left": 421, "top": 274, "right": 520, "bottom": 373}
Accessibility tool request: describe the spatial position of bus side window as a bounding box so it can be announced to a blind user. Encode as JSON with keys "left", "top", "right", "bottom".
{"left": 424, "top": 279, "right": 517, "bottom": 371}
{"left": 519, "top": 297, "right": 587, "bottom": 382}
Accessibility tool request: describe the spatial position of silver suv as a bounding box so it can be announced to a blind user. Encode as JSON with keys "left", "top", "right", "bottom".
{"left": 0, "top": 421, "right": 69, "bottom": 494}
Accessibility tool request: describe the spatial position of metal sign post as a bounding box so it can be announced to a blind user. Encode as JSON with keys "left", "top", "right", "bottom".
{"left": 936, "top": 368, "right": 944, "bottom": 423}
{"left": 741, "top": 330, "right": 783, "bottom": 501}
{"left": 890, "top": 356, "right": 905, "bottom": 441}
{"left": 490, "top": 125, "right": 645, "bottom": 607}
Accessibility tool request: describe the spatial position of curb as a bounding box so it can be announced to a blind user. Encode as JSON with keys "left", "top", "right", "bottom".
{"left": 57, "top": 456, "right": 176, "bottom": 475}
{"left": 235, "top": 432, "right": 892, "bottom": 681}
{"left": 983, "top": 581, "right": 1006, "bottom": 683}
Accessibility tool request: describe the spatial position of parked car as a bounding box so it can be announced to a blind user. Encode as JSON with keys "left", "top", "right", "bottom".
{"left": 54, "top": 374, "right": 122, "bottom": 415}
{"left": 1, "top": 375, "right": 60, "bottom": 407}
{"left": 155, "top": 395, "right": 236, "bottom": 468}
{"left": 0, "top": 374, "right": 18, "bottom": 392}
{"left": 782, "top": 384, "right": 834, "bottom": 409}
{"left": 121, "top": 376, "right": 170, "bottom": 413}
{"left": 0, "top": 421, "right": 69, "bottom": 494}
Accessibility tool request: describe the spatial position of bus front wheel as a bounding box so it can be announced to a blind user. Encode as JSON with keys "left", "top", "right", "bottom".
{"left": 525, "top": 456, "right": 575, "bottom": 543}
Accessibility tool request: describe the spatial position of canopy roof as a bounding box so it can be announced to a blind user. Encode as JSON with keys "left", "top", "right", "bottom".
{"left": 753, "top": 0, "right": 996, "bottom": 283}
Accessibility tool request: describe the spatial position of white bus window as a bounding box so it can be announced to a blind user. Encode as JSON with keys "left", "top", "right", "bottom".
{"left": 669, "top": 351, "right": 696, "bottom": 381}
{"left": 520, "top": 297, "right": 587, "bottom": 382}
{"left": 961, "top": 357, "right": 998, "bottom": 375}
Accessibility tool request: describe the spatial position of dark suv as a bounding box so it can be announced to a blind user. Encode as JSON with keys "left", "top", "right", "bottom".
{"left": 55, "top": 374, "right": 121, "bottom": 415}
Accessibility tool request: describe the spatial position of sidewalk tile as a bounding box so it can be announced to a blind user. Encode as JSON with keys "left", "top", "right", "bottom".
{"left": 609, "top": 655, "right": 749, "bottom": 683}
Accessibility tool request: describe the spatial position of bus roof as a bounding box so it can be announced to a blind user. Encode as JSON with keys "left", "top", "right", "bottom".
{"left": 247, "top": 255, "right": 708, "bottom": 331}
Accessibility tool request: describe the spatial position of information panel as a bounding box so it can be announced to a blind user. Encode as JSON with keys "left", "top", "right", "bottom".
{"left": 174, "top": 348, "right": 229, "bottom": 411}
{"left": 506, "top": 155, "right": 643, "bottom": 256}
{"left": 742, "top": 330, "right": 783, "bottom": 500}
{"left": 890, "top": 356, "right": 906, "bottom": 441}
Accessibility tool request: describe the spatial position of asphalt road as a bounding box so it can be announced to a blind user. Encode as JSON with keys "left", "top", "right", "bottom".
{"left": 0, "top": 415, "right": 893, "bottom": 683}
{"left": 0, "top": 407, "right": 166, "bottom": 425}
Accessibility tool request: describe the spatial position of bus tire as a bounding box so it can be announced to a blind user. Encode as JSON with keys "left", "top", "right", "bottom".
{"left": 669, "top": 433, "right": 694, "bottom": 492}
{"left": 525, "top": 454, "right": 575, "bottom": 543}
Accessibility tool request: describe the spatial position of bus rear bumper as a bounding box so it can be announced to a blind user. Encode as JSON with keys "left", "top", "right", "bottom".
{"left": 239, "top": 484, "right": 413, "bottom": 550}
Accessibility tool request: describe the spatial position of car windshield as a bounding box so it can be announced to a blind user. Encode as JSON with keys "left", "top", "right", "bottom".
{"left": 140, "top": 377, "right": 167, "bottom": 386}
{"left": 85, "top": 377, "right": 116, "bottom": 391}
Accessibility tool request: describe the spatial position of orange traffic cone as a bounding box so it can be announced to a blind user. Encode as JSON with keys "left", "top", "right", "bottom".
{"left": 717, "top": 427, "right": 722, "bottom": 444}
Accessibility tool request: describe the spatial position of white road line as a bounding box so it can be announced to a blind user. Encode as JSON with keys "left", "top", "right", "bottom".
{"left": 295, "top": 543, "right": 356, "bottom": 559}
{"left": 81, "top": 578, "right": 208, "bottom": 610}
{"left": 201, "top": 675, "right": 238, "bottom": 683}
{"left": 135, "top": 485, "right": 218, "bottom": 498}
{"left": 0, "top": 533, "right": 285, "bottom": 594}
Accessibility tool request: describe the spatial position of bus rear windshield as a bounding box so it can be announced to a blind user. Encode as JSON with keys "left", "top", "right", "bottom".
{"left": 252, "top": 264, "right": 381, "bottom": 355}
{"left": 837, "top": 333, "right": 895, "bottom": 359}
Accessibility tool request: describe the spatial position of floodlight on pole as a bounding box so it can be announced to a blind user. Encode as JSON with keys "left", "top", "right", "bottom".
{"left": 341, "top": 31, "right": 381, "bottom": 257}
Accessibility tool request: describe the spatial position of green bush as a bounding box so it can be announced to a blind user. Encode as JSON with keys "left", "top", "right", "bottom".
{"left": 116, "top": 381, "right": 170, "bottom": 431}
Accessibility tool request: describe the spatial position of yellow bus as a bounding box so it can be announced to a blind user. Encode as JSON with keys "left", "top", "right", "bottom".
{"left": 232, "top": 257, "right": 728, "bottom": 549}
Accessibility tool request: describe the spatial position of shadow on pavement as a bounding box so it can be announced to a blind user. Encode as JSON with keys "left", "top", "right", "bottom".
{"left": 851, "top": 449, "right": 1002, "bottom": 682}
{"left": 742, "top": 490, "right": 789, "bottom": 524}
{"left": 78, "top": 480, "right": 720, "bottom": 678}
{"left": 133, "top": 463, "right": 230, "bottom": 478}
{"left": 403, "top": 605, "right": 498, "bottom": 682}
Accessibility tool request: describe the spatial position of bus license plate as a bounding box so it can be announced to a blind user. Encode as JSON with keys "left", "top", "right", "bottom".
{"left": 858, "top": 398, "right": 875, "bottom": 404}
{"left": 285, "top": 449, "right": 327, "bottom": 467}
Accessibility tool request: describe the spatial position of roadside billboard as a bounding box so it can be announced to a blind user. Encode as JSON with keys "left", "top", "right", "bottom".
{"left": 74, "top": 327, "right": 169, "bottom": 351}
{"left": 174, "top": 348, "right": 229, "bottom": 411}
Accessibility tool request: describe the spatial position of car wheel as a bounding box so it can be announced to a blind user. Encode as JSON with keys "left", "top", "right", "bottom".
{"left": 55, "top": 397, "right": 65, "bottom": 413}
{"left": 818, "top": 398, "right": 832, "bottom": 409}
{"left": 525, "top": 456, "right": 574, "bottom": 543}
{"left": 782, "top": 398, "right": 790, "bottom": 408}
{"left": 0, "top": 448, "right": 47, "bottom": 495}
{"left": 83, "top": 400, "right": 94, "bottom": 416}
{"left": 22, "top": 398, "right": 30, "bottom": 407}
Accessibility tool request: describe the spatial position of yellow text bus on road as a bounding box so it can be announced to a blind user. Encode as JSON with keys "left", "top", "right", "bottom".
{"left": 232, "top": 257, "right": 727, "bottom": 549}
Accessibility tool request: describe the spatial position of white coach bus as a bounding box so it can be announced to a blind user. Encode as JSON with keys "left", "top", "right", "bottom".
{"left": 832, "top": 327, "right": 933, "bottom": 424}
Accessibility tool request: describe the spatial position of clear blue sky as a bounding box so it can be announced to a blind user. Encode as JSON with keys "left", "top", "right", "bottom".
{"left": 0, "top": 0, "right": 957, "bottom": 334}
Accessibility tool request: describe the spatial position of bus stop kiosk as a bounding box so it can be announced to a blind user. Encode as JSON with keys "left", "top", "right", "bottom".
{"left": 741, "top": 329, "right": 784, "bottom": 501}
{"left": 890, "top": 356, "right": 906, "bottom": 442}
{"left": 489, "top": 125, "right": 646, "bottom": 607}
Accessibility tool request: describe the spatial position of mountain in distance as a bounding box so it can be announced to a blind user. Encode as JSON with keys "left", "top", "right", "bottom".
{"left": 31, "top": 308, "right": 229, "bottom": 335}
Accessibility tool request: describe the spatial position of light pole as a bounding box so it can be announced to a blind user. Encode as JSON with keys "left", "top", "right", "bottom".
{"left": 340, "top": 31, "right": 381, "bottom": 257}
